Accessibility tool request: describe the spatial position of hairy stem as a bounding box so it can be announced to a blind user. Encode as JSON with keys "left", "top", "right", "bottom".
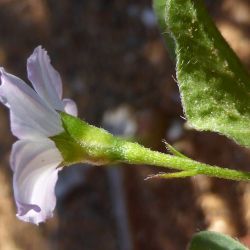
{"left": 118, "top": 141, "right": 250, "bottom": 181}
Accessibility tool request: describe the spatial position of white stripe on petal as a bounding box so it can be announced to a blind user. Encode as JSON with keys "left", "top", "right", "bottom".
{"left": 27, "top": 46, "right": 64, "bottom": 111}
{"left": 0, "top": 68, "right": 63, "bottom": 139}
{"left": 11, "top": 138, "right": 63, "bottom": 225}
{"left": 63, "top": 98, "right": 78, "bottom": 117}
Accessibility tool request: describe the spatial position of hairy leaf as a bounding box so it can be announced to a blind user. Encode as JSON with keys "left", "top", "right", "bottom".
{"left": 188, "top": 231, "right": 247, "bottom": 250}
{"left": 153, "top": 0, "right": 250, "bottom": 147}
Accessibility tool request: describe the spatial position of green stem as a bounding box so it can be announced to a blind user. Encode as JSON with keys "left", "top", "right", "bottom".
{"left": 57, "top": 112, "right": 250, "bottom": 182}
{"left": 118, "top": 141, "right": 250, "bottom": 181}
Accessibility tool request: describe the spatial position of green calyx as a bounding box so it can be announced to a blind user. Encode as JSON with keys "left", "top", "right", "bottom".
{"left": 51, "top": 112, "right": 125, "bottom": 166}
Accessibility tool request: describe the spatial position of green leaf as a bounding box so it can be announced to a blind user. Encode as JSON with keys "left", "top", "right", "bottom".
{"left": 188, "top": 231, "right": 248, "bottom": 250}
{"left": 163, "top": 140, "right": 189, "bottom": 159}
{"left": 145, "top": 170, "right": 198, "bottom": 180}
{"left": 153, "top": 0, "right": 250, "bottom": 147}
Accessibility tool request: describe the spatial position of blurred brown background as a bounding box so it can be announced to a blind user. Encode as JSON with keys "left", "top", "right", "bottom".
{"left": 0, "top": 0, "right": 250, "bottom": 249}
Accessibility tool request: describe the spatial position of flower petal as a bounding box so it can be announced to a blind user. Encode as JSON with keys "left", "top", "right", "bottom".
{"left": 10, "top": 138, "right": 63, "bottom": 225}
{"left": 27, "top": 46, "right": 64, "bottom": 110}
{"left": 63, "top": 98, "right": 78, "bottom": 117}
{"left": 0, "top": 68, "right": 63, "bottom": 139}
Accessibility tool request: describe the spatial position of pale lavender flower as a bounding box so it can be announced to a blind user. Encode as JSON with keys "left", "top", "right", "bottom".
{"left": 0, "top": 46, "right": 77, "bottom": 224}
